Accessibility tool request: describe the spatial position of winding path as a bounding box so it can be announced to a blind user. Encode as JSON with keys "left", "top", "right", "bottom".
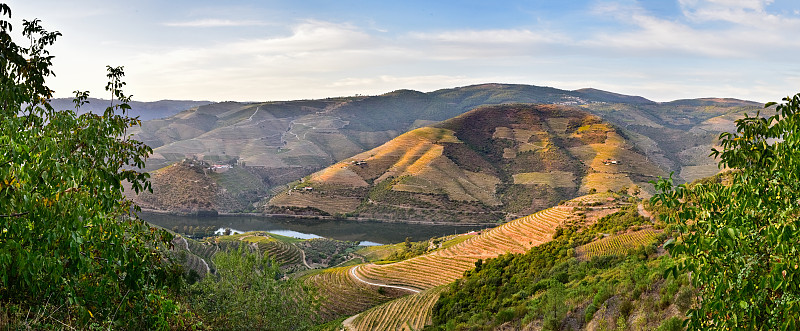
{"left": 348, "top": 265, "right": 420, "bottom": 293}
{"left": 179, "top": 237, "right": 210, "bottom": 274}
{"left": 299, "top": 247, "right": 312, "bottom": 269}
{"left": 341, "top": 314, "right": 358, "bottom": 331}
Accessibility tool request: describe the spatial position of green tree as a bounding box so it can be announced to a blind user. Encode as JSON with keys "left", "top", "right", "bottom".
{"left": 653, "top": 93, "right": 800, "bottom": 330}
{"left": 189, "top": 244, "right": 314, "bottom": 330}
{"left": 0, "top": 4, "right": 183, "bottom": 328}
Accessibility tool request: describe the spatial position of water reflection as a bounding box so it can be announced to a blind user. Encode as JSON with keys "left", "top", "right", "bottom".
{"left": 141, "top": 212, "right": 492, "bottom": 245}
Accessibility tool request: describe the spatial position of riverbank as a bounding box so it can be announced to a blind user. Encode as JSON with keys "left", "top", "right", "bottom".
{"left": 136, "top": 208, "right": 500, "bottom": 227}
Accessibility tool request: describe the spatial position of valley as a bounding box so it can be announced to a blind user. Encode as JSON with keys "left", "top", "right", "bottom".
{"left": 169, "top": 191, "right": 677, "bottom": 330}
{"left": 126, "top": 84, "right": 763, "bottom": 223}
{"left": 113, "top": 84, "right": 772, "bottom": 329}
{"left": 5, "top": 3, "right": 796, "bottom": 328}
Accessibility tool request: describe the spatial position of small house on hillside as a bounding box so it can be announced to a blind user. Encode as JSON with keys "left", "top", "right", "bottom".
{"left": 303, "top": 186, "right": 314, "bottom": 192}
{"left": 210, "top": 164, "right": 232, "bottom": 172}
{"left": 602, "top": 159, "right": 619, "bottom": 165}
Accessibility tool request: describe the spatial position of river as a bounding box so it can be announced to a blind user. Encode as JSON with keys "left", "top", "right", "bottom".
{"left": 140, "top": 212, "right": 492, "bottom": 246}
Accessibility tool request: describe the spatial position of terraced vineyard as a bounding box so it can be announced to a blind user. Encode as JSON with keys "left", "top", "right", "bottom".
{"left": 347, "top": 287, "right": 445, "bottom": 331}
{"left": 576, "top": 228, "right": 662, "bottom": 259}
{"left": 169, "top": 237, "right": 211, "bottom": 277}
{"left": 352, "top": 206, "right": 571, "bottom": 291}
{"left": 232, "top": 233, "right": 305, "bottom": 267}
{"left": 261, "top": 240, "right": 304, "bottom": 267}
{"left": 185, "top": 237, "right": 220, "bottom": 262}
{"left": 303, "top": 267, "right": 406, "bottom": 321}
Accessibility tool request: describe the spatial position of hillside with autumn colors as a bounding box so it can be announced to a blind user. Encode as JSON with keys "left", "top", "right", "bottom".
{"left": 268, "top": 104, "right": 664, "bottom": 222}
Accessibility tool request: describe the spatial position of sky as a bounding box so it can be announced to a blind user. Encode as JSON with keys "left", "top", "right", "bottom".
{"left": 6, "top": 0, "right": 800, "bottom": 103}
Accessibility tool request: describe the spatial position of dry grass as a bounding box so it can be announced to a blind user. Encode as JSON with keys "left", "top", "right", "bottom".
{"left": 310, "top": 164, "right": 369, "bottom": 187}
{"left": 356, "top": 244, "right": 406, "bottom": 262}
{"left": 513, "top": 171, "right": 576, "bottom": 188}
{"left": 579, "top": 173, "right": 635, "bottom": 194}
{"left": 299, "top": 125, "right": 503, "bottom": 205}
{"left": 394, "top": 156, "right": 501, "bottom": 204}
{"left": 303, "top": 267, "right": 405, "bottom": 321}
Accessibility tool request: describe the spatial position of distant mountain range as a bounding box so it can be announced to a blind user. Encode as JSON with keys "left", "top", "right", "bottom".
{"left": 48, "top": 97, "right": 211, "bottom": 121}
{"left": 122, "top": 83, "right": 763, "bottom": 218}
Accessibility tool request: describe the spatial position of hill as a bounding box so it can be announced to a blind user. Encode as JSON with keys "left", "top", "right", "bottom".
{"left": 127, "top": 159, "right": 267, "bottom": 214}
{"left": 47, "top": 97, "right": 210, "bottom": 121}
{"left": 268, "top": 104, "right": 664, "bottom": 222}
{"left": 581, "top": 97, "right": 765, "bottom": 181}
{"left": 129, "top": 83, "right": 763, "bottom": 215}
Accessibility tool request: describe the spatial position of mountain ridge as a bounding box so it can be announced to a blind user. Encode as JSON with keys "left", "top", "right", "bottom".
{"left": 125, "top": 83, "right": 763, "bottom": 216}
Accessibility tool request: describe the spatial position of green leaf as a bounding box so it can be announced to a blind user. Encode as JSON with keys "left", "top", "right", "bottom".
{"left": 726, "top": 227, "right": 736, "bottom": 240}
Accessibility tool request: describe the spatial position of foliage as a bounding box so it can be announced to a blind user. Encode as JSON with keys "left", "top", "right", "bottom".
{"left": 298, "top": 237, "right": 359, "bottom": 267}
{"left": 0, "top": 4, "right": 187, "bottom": 328}
{"left": 428, "top": 206, "right": 678, "bottom": 330}
{"left": 188, "top": 245, "right": 315, "bottom": 330}
{"left": 386, "top": 237, "right": 433, "bottom": 261}
{"left": 653, "top": 93, "right": 800, "bottom": 330}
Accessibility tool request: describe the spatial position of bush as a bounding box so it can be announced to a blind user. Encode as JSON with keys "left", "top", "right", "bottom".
{"left": 656, "top": 317, "right": 684, "bottom": 331}
{"left": 188, "top": 246, "right": 314, "bottom": 329}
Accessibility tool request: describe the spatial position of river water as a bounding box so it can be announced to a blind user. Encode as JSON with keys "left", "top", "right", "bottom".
{"left": 140, "top": 212, "right": 492, "bottom": 245}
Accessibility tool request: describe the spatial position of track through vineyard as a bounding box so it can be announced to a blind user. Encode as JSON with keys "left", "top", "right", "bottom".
{"left": 351, "top": 206, "right": 571, "bottom": 291}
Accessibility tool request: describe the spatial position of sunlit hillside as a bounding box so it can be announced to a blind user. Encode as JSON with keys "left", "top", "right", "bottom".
{"left": 269, "top": 104, "right": 665, "bottom": 222}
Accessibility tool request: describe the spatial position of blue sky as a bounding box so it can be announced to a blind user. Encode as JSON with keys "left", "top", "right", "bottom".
{"left": 7, "top": 0, "right": 800, "bottom": 102}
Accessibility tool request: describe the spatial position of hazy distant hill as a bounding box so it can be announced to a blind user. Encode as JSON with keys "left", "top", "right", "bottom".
{"left": 48, "top": 97, "right": 211, "bottom": 121}
{"left": 128, "top": 83, "right": 763, "bottom": 215}
{"left": 268, "top": 104, "right": 664, "bottom": 222}
{"left": 582, "top": 97, "right": 764, "bottom": 180}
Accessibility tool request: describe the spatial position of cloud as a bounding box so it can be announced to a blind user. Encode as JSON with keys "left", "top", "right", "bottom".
{"left": 410, "top": 29, "right": 559, "bottom": 44}
{"left": 404, "top": 28, "right": 570, "bottom": 60}
{"left": 227, "top": 20, "right": 376, "bottom": 54}
{"left": 585, "top": 0, "right": 800, "bottom": 59}
{"left": 164, "top": 19, "right": 271, "bottom": 27}
{"left": 104, "top": 10, "right": 797, "bottom": 103}
{"left": 678, "top": 0, "right": 800, "bottom": 30}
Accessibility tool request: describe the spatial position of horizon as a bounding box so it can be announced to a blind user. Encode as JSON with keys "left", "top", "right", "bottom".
{"left": 47, "top": 83, "right": 767, "bottom": 105}
{"left": 9, "top": 0, "right": 800, "bottom": 103}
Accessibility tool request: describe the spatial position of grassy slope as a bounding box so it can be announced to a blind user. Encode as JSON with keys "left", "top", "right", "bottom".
{"left": 426, "top": 201, "right": 685, "bottom": 331}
